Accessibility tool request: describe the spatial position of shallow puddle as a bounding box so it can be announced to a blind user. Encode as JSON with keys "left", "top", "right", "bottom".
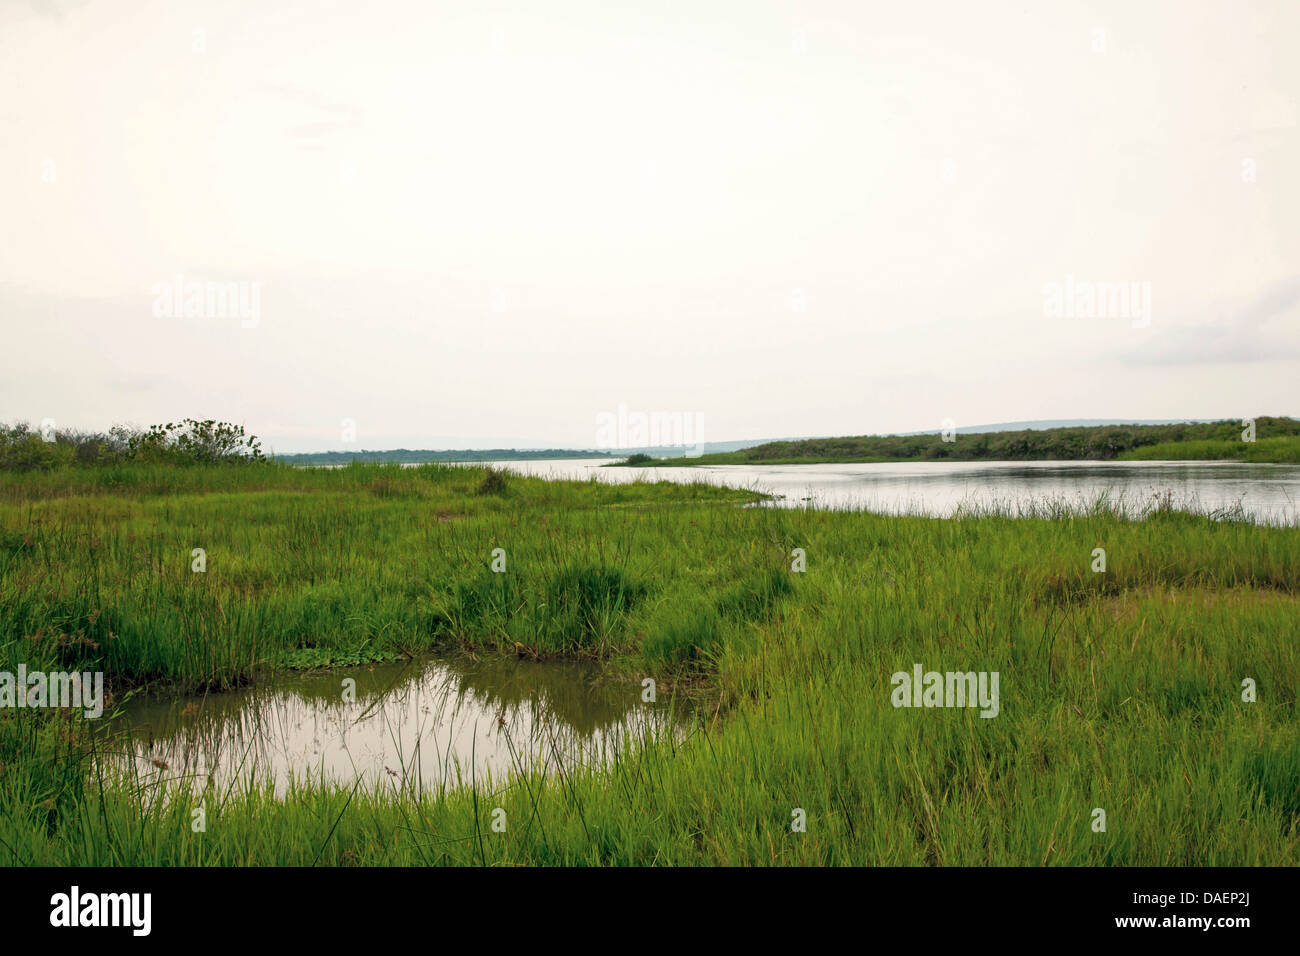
{"left": 100, "top": 656, "right": 682, "bottom": 795}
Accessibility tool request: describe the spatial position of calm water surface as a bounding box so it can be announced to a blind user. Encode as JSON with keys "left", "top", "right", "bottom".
{"left": 104, "top": 657, "right": 682, "bottom": 795}
{"left": 479, "top": 458, "right": 1300, "bottom": 524}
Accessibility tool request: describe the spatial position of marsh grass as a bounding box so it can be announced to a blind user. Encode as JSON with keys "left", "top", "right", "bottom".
{"left": 475, "top": 467, "right": 510, "bottom": 496}
{"left": 1120, "top": 435, "right": 1300, "bottom": 463}
{"left": 1, "top": 462, "right": 1297, "bottom": 864}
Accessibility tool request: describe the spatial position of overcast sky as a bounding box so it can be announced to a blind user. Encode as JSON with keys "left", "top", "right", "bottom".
{"left": 2, "top": 0, "right": 1297, "bottom": 453}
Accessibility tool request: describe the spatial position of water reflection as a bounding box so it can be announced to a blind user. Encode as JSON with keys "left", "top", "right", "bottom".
{"left": 102, "top": 657, "right": 679, "bottom": 795}
{"left": 473, "top": 459, "right": 1300, "bottom": 524}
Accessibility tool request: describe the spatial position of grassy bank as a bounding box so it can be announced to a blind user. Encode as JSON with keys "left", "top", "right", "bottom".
{"left": 1119, "top": 435, "right": 1300, "bottom": 463}
{"left": 1, "top": 462, "right": 1297, "bottom": 865}
{"left": 616, "top": 416, "right": 1300, "bottom": 466}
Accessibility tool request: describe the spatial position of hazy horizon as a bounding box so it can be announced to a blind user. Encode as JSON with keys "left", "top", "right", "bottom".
{"left": 266, "top": 416, "right": 1260, "bottom": 456}
{"left": 4, "top": 0, "right": 1299, "bottom": 454}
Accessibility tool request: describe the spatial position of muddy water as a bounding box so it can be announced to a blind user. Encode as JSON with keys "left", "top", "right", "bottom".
{"left": 102, "top": 657, "right": 682, "bottom": 795}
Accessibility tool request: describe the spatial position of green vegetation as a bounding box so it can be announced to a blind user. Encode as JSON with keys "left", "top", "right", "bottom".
{"left": 1120, "top": 435, "right": 1300, "bottom": 463}
{"left": 616, "top": 417, "right": 1300, "bottom": 466}
{"left": 1, "top": 455, "right": 1297, "bottom": 865}
{"left": 0, "top": 419, "right": 266, "bottom": 471}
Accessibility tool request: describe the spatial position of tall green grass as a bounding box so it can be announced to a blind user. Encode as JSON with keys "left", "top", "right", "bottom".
{"left": 1120, "top": 435, "right": 1300, "bottom": 463}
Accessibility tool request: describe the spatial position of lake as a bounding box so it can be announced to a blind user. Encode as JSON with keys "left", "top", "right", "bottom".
{"left": 478, "top": 458, "right": 1300, "bottom": 525}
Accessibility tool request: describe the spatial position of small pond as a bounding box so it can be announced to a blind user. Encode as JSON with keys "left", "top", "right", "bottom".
{"left": 101, "top": 656, "right": 683, "bottom": 796}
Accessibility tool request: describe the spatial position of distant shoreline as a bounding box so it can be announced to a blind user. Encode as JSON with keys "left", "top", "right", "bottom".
{"left": 608, "top": 417, "right": 1300, "bottom": 467}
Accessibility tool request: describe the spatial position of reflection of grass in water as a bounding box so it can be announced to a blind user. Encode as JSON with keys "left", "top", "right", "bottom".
{"left": 97, "top": 655, "right": 675, "bottom": 796}
{"left": 445, "top": 657, "right": 642, "bottom": 736}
